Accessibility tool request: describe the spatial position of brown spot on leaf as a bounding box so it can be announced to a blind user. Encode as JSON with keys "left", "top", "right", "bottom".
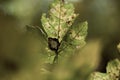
{"left": 66, "top": 21, "right": 71, "bottom": 25}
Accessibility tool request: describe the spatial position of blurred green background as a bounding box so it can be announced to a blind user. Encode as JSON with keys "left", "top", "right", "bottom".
{"left": 0, "top": 0, "right": 120, "bottom": 80}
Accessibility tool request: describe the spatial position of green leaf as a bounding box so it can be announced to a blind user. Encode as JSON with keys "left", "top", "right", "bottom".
{"left": 106, "top": 59, "right": 120, "bottom": 79}
{"left": 68, "top": 21, "right": 88, "bottom": 48}
{"left": 58, "top": 21, "right": 88, "bottom": 53}
{"left": 89, "top": 59, "right": 120, "bottom": 80}
{"left": 89, "top": 72, "right": 110, "bottom": 80}
{"left": 41, "top": 0, "right": 78, "bottom": 41}
{"left": 40, "top": 0, "right": 88, "bottom": 63}
{"left": 27, "top": 0, "right": 88, "bottom": 63}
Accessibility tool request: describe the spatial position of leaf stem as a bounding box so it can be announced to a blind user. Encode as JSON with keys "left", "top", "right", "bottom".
{"left": 53, "top": 51, "right": 59, "bottom": 64}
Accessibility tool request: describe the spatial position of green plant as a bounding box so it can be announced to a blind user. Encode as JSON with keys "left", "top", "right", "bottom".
{"left": 89, "top": 59, "right": 120, "bottom": 80}
{"left": 27, "top": 0, "right": 88, "bottom": 64}
{"left": 26, "top": 0, "right": 120, "bottom": 80}
{"left": 89, "top": 44, "right": 120, "bottom": 80}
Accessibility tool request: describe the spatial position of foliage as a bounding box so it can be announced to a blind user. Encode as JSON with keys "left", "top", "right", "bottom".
{"left": 89, "top": 59, "right": 120, "bottom": 80}
{"left": 26, "top": 0, "right": 120, "bottom": 80}
{"left": 27, "top": 0, "right": 88, "bottom": 64}
{"left": 89, "top": 43, "right": 120, "bottom": 80}
{"left": 40, "top": 0, "right": 88, "bottom": 63}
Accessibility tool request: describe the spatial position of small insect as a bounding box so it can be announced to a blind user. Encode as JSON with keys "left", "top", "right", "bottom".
{"left": 48, "top": 37, "right": 60, "bottom": 52}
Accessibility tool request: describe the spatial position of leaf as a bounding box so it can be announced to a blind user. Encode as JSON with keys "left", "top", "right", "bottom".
{"left": 27, "top": 0, "right": 88, "bottom": 63}
{"left": 89, "top": 72, "right": 110, "bottom": 80}
{"left": 106, "top": 59, "right": 120, "bottom": 79}
{"left": 58, "top": 21, "right": 88, "bottom": 53}
{"left": 89, "top": 59, "right": 120, "bottom": 80}
{"left": 67, "top": 21, "right": 88, "bottom": 48}
{"left": 41, "top": 0, "right": 78, "bottom": 41}
{"left": 40, "top": 0, "right": 88, "bottom": 63}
